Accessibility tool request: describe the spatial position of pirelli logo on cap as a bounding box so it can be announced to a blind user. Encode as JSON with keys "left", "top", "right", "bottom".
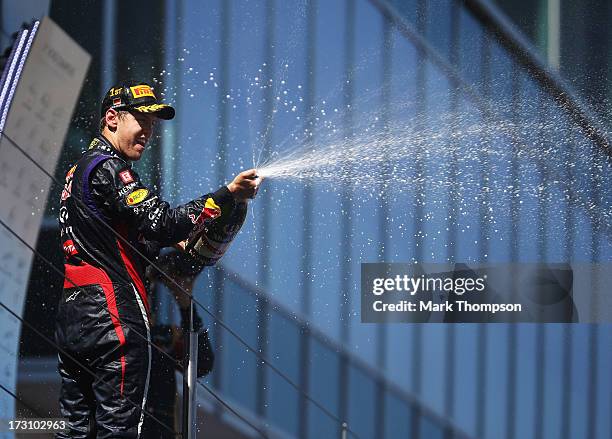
{"left": 130, "top": 85, "right": 155, "bottom": 99}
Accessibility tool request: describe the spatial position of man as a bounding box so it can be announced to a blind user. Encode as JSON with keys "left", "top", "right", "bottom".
{"left": 55, "top": 82, "right": 259, "bottom": 438}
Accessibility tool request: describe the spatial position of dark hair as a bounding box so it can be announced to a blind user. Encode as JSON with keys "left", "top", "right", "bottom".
{"left": 99, "top": 109, "right": 129, "bottom": 132}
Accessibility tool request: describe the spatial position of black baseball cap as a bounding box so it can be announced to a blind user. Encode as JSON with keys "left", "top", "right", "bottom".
{"left": 100, "top": 82, "right": 175, "bottom": 120}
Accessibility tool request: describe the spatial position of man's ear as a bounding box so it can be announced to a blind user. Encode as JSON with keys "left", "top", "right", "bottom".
{"left": 105, "top": 108, "right": 119, "bottom": 131}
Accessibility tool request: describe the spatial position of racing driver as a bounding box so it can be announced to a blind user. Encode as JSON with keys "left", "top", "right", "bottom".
{"left": 55, "top": 82, "right": 259, "bottom": 438}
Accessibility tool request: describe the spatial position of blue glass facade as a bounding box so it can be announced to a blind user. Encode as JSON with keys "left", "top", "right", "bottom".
{"left": 171, "top": 1, "right": 612, "bottom": 437}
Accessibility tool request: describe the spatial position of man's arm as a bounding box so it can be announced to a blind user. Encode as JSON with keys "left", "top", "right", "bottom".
{"left": 90, "top": 158, "right": 236, "bottom": 246}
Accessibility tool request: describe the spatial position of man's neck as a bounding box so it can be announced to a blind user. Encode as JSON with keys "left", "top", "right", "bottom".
{"left": 98, "top": 132, "right": 128, "bottom": 161}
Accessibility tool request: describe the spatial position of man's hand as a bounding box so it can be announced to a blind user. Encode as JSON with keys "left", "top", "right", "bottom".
{"left": 227, "top": 169, "right": 262, "bottom": 202}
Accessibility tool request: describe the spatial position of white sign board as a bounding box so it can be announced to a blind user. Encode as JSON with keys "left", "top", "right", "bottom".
{"left": 0, "top": 16, "right": 90, "bottom": 425}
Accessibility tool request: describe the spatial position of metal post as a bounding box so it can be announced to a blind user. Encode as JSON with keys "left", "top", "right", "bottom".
{"left": 341, "top": 422, "right": 348, "bottom": 439}
{"left": 182, "top": 300, "right": 199, "bottom": 438}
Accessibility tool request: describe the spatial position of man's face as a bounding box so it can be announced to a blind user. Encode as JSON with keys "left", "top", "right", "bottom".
{"left": 109, "top": 110, "right": 156, "bottom": 161}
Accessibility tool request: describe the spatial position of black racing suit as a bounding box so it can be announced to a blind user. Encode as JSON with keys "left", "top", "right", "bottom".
{"left": 55, "top": 135, "right": 244, "bottom": 438}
